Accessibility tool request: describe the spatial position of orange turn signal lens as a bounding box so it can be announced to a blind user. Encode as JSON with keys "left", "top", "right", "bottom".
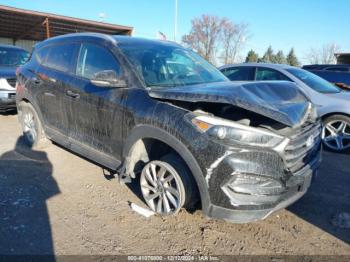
{"left": 192, "top": 119, "right": 211, "bottom": 131}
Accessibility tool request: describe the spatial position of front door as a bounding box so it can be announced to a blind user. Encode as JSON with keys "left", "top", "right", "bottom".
{"left": 65, "top": 42, "right": 126, "bottom": 159}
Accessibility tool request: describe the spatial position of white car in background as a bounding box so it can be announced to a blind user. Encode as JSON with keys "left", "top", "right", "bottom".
{"left": 220, "top": 63, "right": 350, "bottom": 153}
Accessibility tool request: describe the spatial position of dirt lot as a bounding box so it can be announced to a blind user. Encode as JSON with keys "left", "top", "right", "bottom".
{"left": 0, "top": 112, "right": 349, "bottom": 256}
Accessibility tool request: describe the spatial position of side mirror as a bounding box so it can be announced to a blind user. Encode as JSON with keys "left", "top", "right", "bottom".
{"left": 90, "top": 70, "right": 127, "bottom": 88}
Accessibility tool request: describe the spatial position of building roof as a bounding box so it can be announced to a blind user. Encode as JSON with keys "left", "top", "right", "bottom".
{"left": 0, "top": 5, "right": 133, "bottom": 41}
{"left": 335, "top": 53, "right": 350, "bottom": 56}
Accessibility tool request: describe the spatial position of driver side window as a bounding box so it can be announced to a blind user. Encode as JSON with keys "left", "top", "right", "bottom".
{"left": 76, "top": 43, "right": 121, "bottom": 80}
{"left": 255, "top": 67, "right": 290, "bottom": 81}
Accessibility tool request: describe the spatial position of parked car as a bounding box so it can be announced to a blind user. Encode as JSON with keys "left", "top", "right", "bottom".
{"left": 220, "top": 63, "right": 350, "bottom": 153}
{"left": 302, "top": 64, "right": 350, "bottom": 89}
{"left": 0, "top": 44, "right": 29, "bottom": 112}
{"left": 16, "top": 33, "right": 321, "bottom": 223}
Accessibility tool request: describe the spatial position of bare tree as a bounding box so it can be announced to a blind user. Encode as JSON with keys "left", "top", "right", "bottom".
{"left": 182, "top": 14, "right": 225, "bottom": 64}
{"left": 221, "top": 18, "right": 235, "bottom": 65}
{"left": 221, "top": 22, "right": 249, "bottom": 64}
{"left": 305, "top": 47, "right": 321, "bottom": 64}
{"left": 321, "top": 43, "right": 341, "bottom": 64}
{"left": 304, "top": 43, "right": 341, "bottom": 64}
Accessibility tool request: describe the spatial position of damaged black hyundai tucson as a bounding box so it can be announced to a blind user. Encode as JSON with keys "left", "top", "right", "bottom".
{"left": 16, "top": 33, "right": 322, "bottom": 223}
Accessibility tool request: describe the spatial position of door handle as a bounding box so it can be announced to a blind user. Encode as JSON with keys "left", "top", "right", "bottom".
{"left": 66, "top": 90, "right": 80, "bottom": 99}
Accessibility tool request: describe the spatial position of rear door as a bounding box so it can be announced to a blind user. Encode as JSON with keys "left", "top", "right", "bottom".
{"left": 34, "top": 42, "right": 79, "bottom": 138}
{"left": 65, "top": 42, "right": 126, "bottom": 160}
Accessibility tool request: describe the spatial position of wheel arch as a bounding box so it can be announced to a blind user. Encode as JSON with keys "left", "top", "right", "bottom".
{"left": 122, "top": 124, "right": 211, "bottom": 212}
{"left": 321, "top": 112, "right": 350, "bottom": 120}
{"left": 17, "top": 96, "right": 46, "bottom": 130}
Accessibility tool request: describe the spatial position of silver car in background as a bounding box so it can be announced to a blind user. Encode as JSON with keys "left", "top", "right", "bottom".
{"left": 0, "top": 44, "right": 30, "bottom": 112}
{"left": 219, "top": 63, "right": 350, "bottom": 153}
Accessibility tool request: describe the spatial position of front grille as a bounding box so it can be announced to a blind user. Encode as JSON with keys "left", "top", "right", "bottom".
{"left": 8, "top": 93, "right": 15, "bottom": 99}
{"left": 6, "top": 78, "right": 16, "bottom": 88}
{"left": 284, "top": 121, "right": 322, "bottom": 173}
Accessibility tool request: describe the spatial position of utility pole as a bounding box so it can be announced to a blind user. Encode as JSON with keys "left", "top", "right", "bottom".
{"left": 174, "top": 0, "right": 178, "bottom": 42}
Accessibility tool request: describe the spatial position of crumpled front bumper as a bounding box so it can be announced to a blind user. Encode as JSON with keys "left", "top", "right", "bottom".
{"left": 203, "top": 140, "right": 322, "bottom": 223}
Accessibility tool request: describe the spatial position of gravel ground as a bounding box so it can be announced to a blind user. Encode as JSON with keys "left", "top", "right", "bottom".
{"left": 0, "top": 113, "right": 349, "bottom": 255}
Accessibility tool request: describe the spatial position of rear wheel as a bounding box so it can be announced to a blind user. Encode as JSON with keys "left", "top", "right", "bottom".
{"left": 322, "top": 114, "right": 350, "bottom": 153}
{"left": 18, "top": 102, "right": 47, "bottom": 148}
{"left": 140, "top": 153, "right": 197, "bottom": 215}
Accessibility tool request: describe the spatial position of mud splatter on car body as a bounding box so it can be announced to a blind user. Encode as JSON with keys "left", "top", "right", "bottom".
{"left": 16, "top": 33, "right": 322, "bottom": 223}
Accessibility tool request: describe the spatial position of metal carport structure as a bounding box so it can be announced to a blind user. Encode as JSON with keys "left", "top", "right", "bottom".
{"left": 0, "top": 5, "right": 133, "bottom": 47}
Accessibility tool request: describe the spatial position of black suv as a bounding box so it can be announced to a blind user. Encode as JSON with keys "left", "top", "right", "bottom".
{"left": 16, "top": 33, "right": 322, "bottom": 223}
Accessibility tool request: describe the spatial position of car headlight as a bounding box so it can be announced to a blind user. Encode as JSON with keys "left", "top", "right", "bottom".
{"left": 0, "top": 78, "right": 7, "bottom": 91}
{"left": 190, "top": 114, "right": 285, "bottom": 148}
{"left": 0, "top": 78, "right": 13, "bottom": 91}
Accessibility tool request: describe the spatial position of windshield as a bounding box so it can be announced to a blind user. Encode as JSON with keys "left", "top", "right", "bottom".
{"left": 118, "top": 42, "right": 228, "bottom": 87}
{"left": 287, "top": 68, "right": 341, "bottom": 94}
{"left": 0, "top": 47, "right": 30, "bottom": 66}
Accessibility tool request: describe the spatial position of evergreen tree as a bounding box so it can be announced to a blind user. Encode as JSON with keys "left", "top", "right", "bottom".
{"left": 261, "top": 46, "right": 275, "bottom": 63}
{"left": 286, "top": 48, "right": 300, "bottom": 66}
{"left": 245, "top": 49, "right": 259, "bottom": 62}
{"left": 275, "top": 50, "right": 287, "bottom": 64}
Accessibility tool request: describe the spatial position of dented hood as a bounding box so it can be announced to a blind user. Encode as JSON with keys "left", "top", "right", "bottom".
{"left": 148, "top": 81, "right": 311, "bottom": 127}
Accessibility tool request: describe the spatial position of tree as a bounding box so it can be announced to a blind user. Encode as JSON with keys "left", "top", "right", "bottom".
{"left": 286, "top": 48, "right": 300, "bottom": 66}
{"left": 260, "top": 46, "right": 275, "bottom": 63}
{"left": 182, "top": 14, "right": 249, "bottom": 64}
{"left": 275, "top": 50, "right": 287, "bottom": 64}
{"left": 182, "top": 14, "right": 225, "bottom": 63}
{"left": 304, "top": 43, "right": 341, "bottom": 64}
{"left": 221, "top": 19, "right": 236, "bottom": 64}
{"left": 245, "top": 49, "right": 259, "bottom": 62}
{"left": 221, "top": 21, "right": 249, "bottom": 64}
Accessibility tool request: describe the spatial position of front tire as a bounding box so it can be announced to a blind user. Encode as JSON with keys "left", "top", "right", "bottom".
{"left": 322, "top": 114, "right": 350, "bottom": 153}
{"left": 140, "top": 153, "right": 197, "bottom": 216}
{"left": 18, "top": 102, "right": 47, "bottom": 148}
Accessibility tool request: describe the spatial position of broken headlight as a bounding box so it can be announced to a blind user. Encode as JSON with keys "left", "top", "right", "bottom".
{"left": 190, "top": 115, "right": 285, "bottom": 148}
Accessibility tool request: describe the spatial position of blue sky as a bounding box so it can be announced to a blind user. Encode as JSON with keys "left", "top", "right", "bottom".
{"left": 1, "top": 0, "right": 349, "bottom": 62}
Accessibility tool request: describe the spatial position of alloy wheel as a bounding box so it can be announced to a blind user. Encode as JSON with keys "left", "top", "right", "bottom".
{"left": 140, "top": 161, "right": 185, "bottom": 215}
{"left": 322, "top": 120, "right": 350, "bottom": 151}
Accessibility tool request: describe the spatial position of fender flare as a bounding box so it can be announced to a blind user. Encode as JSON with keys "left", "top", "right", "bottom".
{"left": 123, "top": 124, "right": 211, "bottom": 213}
{"left": 18, "top": 94, "right": 46, "bottom": 127}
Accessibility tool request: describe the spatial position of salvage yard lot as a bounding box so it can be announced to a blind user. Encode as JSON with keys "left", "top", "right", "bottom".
{"left": 0, "top": 113, "right": 349, "bottom": 255}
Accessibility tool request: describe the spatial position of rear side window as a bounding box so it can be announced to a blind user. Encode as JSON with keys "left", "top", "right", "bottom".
{"left": 255, "top": 68, "right": 290, "bottom": 81}
{"left": 44, "top": 43, "right": 78, "bottom": 72}
{"left": 221, "top": 67, "right": 255, "bottom": 81}
{"left": 76, "top": 43, "right": 121, "bottom": 80}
